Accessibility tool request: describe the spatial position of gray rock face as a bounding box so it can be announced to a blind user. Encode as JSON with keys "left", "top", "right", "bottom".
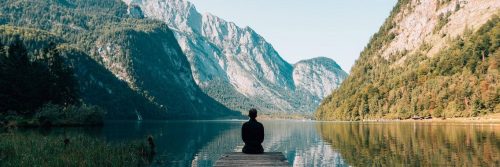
{"left": 381, "top": 0, "right": 500, "bottom": 60}
{"left": 0, "top": 0, "right": 241, "bottom": 119}
{"left": 293, "top": 57, "right": 347, "bottom": 99}
{"left": 122, "top": 0, "right": 348, "bottom": 115}
{"left": 93, "top": 25, "right": 238, "bottom": 119}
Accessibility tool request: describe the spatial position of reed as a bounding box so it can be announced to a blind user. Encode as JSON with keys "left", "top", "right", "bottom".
{"left": 0, "top": 132, "right": 155, "bottom": 166}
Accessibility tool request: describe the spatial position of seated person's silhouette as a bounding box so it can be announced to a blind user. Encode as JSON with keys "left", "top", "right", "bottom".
{"left": 241, "top": 108, "right": 264, "bottom": 154}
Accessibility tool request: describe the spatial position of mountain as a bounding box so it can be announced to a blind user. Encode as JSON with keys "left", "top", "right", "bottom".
{"left": 122, "top": 0, "right": 348, "bottom": 115}
{"left": 0, "top": 0, "right": 240, "bottom": 119}
{"left": 293, "top": 57, "right": 347, "bottom": 99}
{"left": 317, "top": 0, "right": 500, "bottom": 120}
{"left": 0, "top": 26, "right": 165, "bottom": 119}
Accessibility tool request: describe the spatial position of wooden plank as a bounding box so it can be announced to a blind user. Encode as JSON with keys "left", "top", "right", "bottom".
{"left": 214, "top": 152, "right": 290, "bottom": 167}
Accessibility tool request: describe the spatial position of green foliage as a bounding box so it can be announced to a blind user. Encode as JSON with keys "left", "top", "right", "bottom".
{"left": 0, "top": 0, "right": 239, "bottom": 119}
{"left": 0, "top": 0, "right": 167, "bottom": 54}
{"left": 434, "top": 12, "right": 452, "bottom": 34}
{"left": 0, "top": 132, "right": 155, "bottom": 166}
{"left": 317, "top": 14, "right": 500, "bottom": 121}
{"left": 357, "top": 0, "right": 410, "bottom": 65}
{"left": 201, "top": 79, "right": 292, "bottom": 115}
{"left": 0, "top": 104, "right": 105, "bottom": 127}
{"left": 455, "top": 2, "right": 461, "bottom": 12}
{"left": 436, "top": 0, "right": 453, "bottom": 10}
{"left": 34, "top": 104, "right": 105, "bottom": 126}
{"left": 0, "top": 26, "right": 63, "bottom": 52}
{"left": 0, "top": 42, "right": 78, "bottom": 114}
{"left": 0, "top": 36, "right": 107, "bottom": 126}
{"left": 59, "top": 45, "right": 169, "bottom": 120}
{"left": 0, "top": 24, "right": 169, "bottom": 120}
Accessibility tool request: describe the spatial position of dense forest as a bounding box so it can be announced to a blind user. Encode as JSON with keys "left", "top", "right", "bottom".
{"left": 0, "top": 42, "right": 77, "bottom": 112}
{"left": 0, "top": 39, "right": 104, "bottom": 126}
{"left": 0, "top": 0, "right": 240, "bottom": 120}
{"left": 316, "top": 0, "right": 499, "bottom": 120}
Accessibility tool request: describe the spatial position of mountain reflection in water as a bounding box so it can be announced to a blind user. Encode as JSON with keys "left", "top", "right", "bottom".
{"left": 30, "top": 120, "right": 500, "bottom": 166}
{"left": 101, "top": 120, "right": 345, "bottom": 166}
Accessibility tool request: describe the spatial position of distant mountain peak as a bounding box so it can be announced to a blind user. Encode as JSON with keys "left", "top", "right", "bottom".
{"left": 293, "top": 57, "right": 347, "bottom": 99}
{"left": 121, "top": 0, "right": 348, "bottom": 115}
{"left": 295, "top": 57, "right": 343, "bottom": 71}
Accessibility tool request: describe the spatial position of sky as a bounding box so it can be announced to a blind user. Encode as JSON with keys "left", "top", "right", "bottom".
{"left": 187, "top": 0, "right": 397, "bottom": 72}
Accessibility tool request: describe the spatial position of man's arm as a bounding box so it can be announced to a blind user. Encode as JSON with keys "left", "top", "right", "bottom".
{"left": 242, "top": 124, "right": 249, "bottom": 143}
{"left": 258, "top": 124, "right": 264, "bottom": 143}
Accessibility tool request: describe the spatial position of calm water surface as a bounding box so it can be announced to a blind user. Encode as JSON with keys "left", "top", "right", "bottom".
{"left": 44, "top": 120, "right": 500, "bottom": 166}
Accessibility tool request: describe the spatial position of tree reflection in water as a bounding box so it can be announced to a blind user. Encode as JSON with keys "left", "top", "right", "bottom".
{"left": 318, "top": 122, "right": 500, "bottom": 166}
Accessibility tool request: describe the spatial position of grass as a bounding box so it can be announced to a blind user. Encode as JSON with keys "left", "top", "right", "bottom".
{"left": 1, "top": 103, "right": 105, "bottom": 128}
{"left": 0, "top": 131, "right": 155, "bottom": 167}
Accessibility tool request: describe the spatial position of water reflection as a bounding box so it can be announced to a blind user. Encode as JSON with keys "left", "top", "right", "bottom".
{"left": 191, "top": 121, "right": 346, "bottom": 166}
{"left": 100, "top": 120, "right": 346, "bottom": 167}
{"left": 17, "top": 121, "right": 500, "bottom": 166}
{"left": 318, "top": 122, "right": 500, "bottom": 166}
{"left": 101, "top": 121, "right": 241, "bottom": 167}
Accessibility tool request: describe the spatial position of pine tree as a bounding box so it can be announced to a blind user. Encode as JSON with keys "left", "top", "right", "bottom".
{"left": 0, "top": 42, "right": 78, "bottom": 115}
{"left": 0, "top": 41, "right": 36, "bottom": 114}
{"left": 44, "top": 43, "right": 78, "bottom": 106}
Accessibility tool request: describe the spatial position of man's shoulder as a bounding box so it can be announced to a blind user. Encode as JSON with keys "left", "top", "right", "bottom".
{"left": 253, "top": 121, "right": 264, "bottom": 127}
{"left": 243, "top": 120, "right": 263, "bottom": 126}
{"left": 242, "top": 121, "right": 252, "bottom": 127}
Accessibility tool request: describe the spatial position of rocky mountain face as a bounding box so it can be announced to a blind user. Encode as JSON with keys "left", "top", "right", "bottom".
{"left": 122, "top": 0, "right": 348, "bottom": 115}
{"left": 317, "top": 0, "right": 500, "bottom": 120}
{"left": 0, "top": 0, "right": 240, "bottom": 119}
{"left": 92, "top": 24, "right": 237, "bottom": 119}
{"left": 380, "top": 0, "right": 499, "bottom": 60}
{"left": 293, "top": 57, "right": 347, "bottom": 99}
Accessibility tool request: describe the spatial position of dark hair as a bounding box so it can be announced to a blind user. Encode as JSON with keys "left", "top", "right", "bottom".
{"left": 248, "top": 108, "right": 257, "bottom": 119}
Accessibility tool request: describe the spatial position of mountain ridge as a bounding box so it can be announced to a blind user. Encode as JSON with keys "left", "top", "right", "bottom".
{"left": 316, "top": 0, "right": 500, "bottom": 120}
{"left": 0, "top": 0, "right": 241, "bottom": 119}
{"left": 123, "top": 0, "right": 348, "bottom": 115}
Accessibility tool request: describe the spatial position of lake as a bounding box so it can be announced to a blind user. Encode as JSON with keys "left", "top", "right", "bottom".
{"left": 30, "top": 120, "right": 500, "bottom": 166}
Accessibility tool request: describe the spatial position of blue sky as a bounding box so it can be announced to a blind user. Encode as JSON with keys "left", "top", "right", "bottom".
{"left": 188, "top": 0, "right": 397, "bottom": 72}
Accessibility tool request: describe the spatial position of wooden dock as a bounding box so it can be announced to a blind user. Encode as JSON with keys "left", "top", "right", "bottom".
{"left": 214, "top": 152, "right": 290, "bottom": 167}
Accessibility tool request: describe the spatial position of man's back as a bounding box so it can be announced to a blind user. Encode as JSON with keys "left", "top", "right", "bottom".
{"left": 242, "top": 119, "right": 264, "bottom": 154}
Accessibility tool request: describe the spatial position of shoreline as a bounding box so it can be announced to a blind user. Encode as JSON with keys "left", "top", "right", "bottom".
{"left": 360, "top": 113, "right": 500, "bottom": 123}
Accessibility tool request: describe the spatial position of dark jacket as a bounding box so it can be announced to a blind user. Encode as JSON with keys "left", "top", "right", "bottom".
{"left": 241, "top": 119, "right": 264, "bottom": 154}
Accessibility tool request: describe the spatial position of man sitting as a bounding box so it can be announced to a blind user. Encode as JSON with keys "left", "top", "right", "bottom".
{"left": 241, "top": 108, "right": 264, "bottom": 154}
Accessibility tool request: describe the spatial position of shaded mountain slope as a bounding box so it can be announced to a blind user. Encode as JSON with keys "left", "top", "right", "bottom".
{"left": 122, "top": 0, "right": 348, "bottom": 115}
{"left": 0, "top": 0, "right": 240, "bottom": 119}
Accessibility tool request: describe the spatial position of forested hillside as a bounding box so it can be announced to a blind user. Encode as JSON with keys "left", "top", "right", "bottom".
{"left": 0, "top": 0, "right": 239, "bottom": 119}
{"left": 316, "top": 0, "right": 499, "bottom": 120}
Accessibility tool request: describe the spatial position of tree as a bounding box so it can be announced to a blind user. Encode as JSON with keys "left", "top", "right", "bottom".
{"left": 0, "top": 41, "right": 42, "bottom": 114}
{"left": 44, "top": 43, "right": 78, "bottom": 105}
{"left": 0, "top": 41, "right": 78, "bottom": 115}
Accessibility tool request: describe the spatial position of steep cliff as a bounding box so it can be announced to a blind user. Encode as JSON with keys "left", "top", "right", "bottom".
{"left": 317, "top": 0, "right": 500, "bottom": 120}
{"left": 122, "top": 0, "right": 348, "bottom": 115}
{"left": 0, "top": 0, "right": 239, "bottom": 119}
